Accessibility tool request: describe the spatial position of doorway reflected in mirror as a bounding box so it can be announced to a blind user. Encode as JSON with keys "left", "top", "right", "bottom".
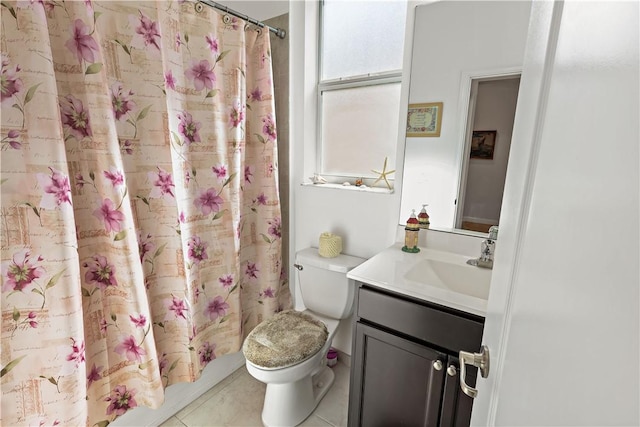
{"left": 455, "top": 76, "right": 521, "bottom": 232}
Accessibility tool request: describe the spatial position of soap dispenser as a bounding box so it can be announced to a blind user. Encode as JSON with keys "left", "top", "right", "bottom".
{"left": 402, "top": 210, "right": 420, "bottom": 253}
{"left": 418, "top": 204, "right": 430, "bottom": 229}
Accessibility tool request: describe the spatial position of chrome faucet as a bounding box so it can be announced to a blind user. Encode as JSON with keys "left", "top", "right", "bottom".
{"left": 467, "top": 226, "right": 498, "bottom": 269}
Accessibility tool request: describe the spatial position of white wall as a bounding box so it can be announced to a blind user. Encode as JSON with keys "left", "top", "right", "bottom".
{"left": 289, "top": 1, "right": 531, "bottom": 354}
{"left": 463, "top": 77, "right": 520, "bottom": 224}
{"left": 289, "top": 0, "right": 410, "bottom": 259}
{"left": 289, "top": 0, "right": 424, "bottom": 355}
{"left": 217, "top": 0, "right": 288, "bottom": 21}
{"left": 400, "top": 1, "right": 531, "bottom": 229}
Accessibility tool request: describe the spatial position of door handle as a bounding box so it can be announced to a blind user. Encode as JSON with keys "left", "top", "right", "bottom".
{"left": 459, "top": 345, "right": 490, "bottom": 398}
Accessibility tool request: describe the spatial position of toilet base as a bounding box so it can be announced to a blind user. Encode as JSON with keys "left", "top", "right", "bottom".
{"left": 261, "top": 366, "right": 335, "bottom": 427}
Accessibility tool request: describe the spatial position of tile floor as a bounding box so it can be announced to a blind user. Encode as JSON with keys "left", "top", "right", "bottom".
{"left": 160, "top": 361, "right": 351, "bottom": 427}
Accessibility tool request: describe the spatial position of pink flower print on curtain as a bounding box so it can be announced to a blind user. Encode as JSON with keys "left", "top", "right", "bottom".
{"left": 83, "top": 255, "right": 118, "bottom": 290}
{"left": 93, "top": 198, "right": 125, "bottom": 232}
{"left": 134, "top": 11, "right": 161, "bottom": 50}
{"left": 262, "top": 113, "right": 277, "bottom": 141}
{"left": 114, "top": 335, "right": 146, "bottom": 362}
{"left": 66, "top": 337, "right": 86, "bottom": 368}
{"left": 185, "top": 59, "right": 215, "bottom": 91}
{"left": 205, "top": 34, "right": 219, "bottom": 54}
{"left": 137, "top": 232, "right": 155, "bottom": 262}
{"left": 187, "top": 236, "right": 208, "bottom": 264}
{"left": 2, "top": 129, "right": 21, "bottom": 150}
{"left": 245, "top": 261, "right": 259, "bottom": 280}
{"left": 36, "top": 168, "right": 72, "bottom": 209}
{"left": 60, "top": 94, "right": 92, "bottom": 140}
{"left": 198, "top": 342, "right": 216, "bottom": 368}
{"left": 244, "top": 165, "right": 254, "bottom": 184}
{"left": 2, "top": 249, "right": 44, "bottom": 292}
{"left": 164, "top": 70, "right": 176, "bottom": 90}
{"left": 254, "top": 193, "right": 267, "bottom": 206}
{"left": 248, "top": 86, "right": 262, "bottom": 102}
{"left": 148, "top": 167, "right": 174, "bottom": 199}
{"left": 229, "top": 100, "right": 245, "bottom": 128}
{"left": 211, "top": 164, "right": 227, "bottom": 182}
{"left": 1, "top": 53, "right": 23, "bottom": 103}
{"left": 218, "top": 274, "right": 234, "bottom": 289}
{"left": 105, "top": 385, "right": 138, "bottom": 416}
{"left": 194, "top": 188, "right": 223, "bottom": 216}
{"left": 120, "top": 139, "right": 133, "bottom": 155}
{"left": 87, "top": 363, "right": 103, "bottom": 388}
{"left": 103, "top": 167, "right": 125, "bottom": 187}
{"left": 260, "top": 287, "right": 275, "bottom": 298}
{"left": 177, "top": 111, "right": 201, "bottom": 144}
{"left": 204, "top": 296, "right": 229, "bottom": 321}
{"left": 165, "top": 295, "right": 188, "bottom": 320}
{"left": 24, "top": 311, "right": 38, "bottom": 328}
{"left": 129, "top": 313, "right": 147, "bottom": 328}
{"left": 111, "top": 83, "right": 136, "bottom": 121}
{"left": 268, "top": 217, "right": 282, "bottom": 239}
{"left": 65, "top": 19, "right": 99, "bottom": 64}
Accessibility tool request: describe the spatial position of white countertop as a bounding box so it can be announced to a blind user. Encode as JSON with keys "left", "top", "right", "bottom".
{"left": 347, "top": 243, "right": 490, "bottom": 317}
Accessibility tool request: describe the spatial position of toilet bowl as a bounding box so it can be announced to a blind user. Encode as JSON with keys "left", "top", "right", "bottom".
{"left": 242, "top": 248, "right": 365, "bottom": 427}
{"left": 245, "top": 312, "right": 339, "bottom": 427}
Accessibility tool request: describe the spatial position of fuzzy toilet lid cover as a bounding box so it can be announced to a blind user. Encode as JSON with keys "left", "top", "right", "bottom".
{"left": 243, "top": 310, "right": 329, "bottom": 369}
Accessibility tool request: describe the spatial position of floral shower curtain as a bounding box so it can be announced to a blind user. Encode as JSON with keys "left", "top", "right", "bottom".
{"left": 0, "top": 1, "right": 289, "bottom": 425}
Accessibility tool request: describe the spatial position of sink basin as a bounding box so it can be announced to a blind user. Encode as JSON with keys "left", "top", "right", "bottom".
{"left": 404, "top": 258, "right": 492, "bottom": 300}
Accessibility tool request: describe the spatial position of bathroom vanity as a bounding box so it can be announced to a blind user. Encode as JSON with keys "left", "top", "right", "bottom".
{"left": 346, "top": 244, "right": 488, "bottom": 426}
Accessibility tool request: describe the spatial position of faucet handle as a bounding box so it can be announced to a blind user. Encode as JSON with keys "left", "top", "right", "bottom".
{"left": 488, "top": 226, "right": 499, "bottom": 240}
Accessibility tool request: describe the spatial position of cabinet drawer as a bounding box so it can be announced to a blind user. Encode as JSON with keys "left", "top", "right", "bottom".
{"left": 357, "top": 286, "right": 484, "bottom": 353}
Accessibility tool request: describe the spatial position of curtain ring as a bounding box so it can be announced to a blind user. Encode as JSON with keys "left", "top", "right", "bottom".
{"left": 244, "top": 23, "right": 262, "bottom": 35}
{"left": 222, "top": 14, "right": 232, "bottom": 24}
{"left": 194, "top": 2, "right": 204, "bottom": 13}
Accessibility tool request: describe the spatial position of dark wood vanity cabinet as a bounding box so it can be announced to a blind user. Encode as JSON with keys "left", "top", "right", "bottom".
{"left": 348, "top": 284, "right": 484, "bottom": 427}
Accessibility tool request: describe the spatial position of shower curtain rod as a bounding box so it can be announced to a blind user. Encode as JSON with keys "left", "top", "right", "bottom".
{"left": 195, "top": 0, "right": 287, "bottom": 39}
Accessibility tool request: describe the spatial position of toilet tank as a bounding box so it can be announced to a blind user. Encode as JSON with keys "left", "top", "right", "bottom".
{"left": 295, "top": 248, "right": 366, "bottom": 320}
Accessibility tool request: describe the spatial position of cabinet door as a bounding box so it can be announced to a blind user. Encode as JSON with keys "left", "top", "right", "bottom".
{"left": 439, "top": 355, "right": 477, "bottom": 427}
{"left": 348, "top": 322, "right": 446, "bottom": 427}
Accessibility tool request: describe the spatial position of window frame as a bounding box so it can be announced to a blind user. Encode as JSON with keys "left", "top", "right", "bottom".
{"left": 316, "top": 1, "right": 404, "bottom": 182}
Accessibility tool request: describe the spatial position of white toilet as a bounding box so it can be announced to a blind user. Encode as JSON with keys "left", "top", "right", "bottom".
{"left": 242, "top": 247, "right": 365, "bottom": 427}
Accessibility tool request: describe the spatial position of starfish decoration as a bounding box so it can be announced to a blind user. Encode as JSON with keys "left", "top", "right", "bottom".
{"left": 371, "top": 157, "right": 395, "bottom": 189}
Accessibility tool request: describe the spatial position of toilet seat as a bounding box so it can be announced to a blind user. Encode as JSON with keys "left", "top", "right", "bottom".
{"left": 243, "top": 310, "right": 329, "bottom": 369}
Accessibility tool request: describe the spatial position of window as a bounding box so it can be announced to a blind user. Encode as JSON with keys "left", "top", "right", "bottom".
{"left": 318, "top": 0, "right": 408, "bottom": 182}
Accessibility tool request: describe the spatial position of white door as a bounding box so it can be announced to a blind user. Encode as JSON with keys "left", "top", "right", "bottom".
{"left": 470, "top": 1, "right": 639, "bottom": 425}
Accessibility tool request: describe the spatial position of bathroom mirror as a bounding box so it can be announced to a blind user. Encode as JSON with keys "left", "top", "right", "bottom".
{"left": 398, "top": 1, "right": 532, "bottom": 233}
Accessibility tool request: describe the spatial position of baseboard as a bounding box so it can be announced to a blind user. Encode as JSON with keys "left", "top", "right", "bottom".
{"left": 112, "top": 351, "right": 245, "bottom": 427}
{"left": 336, "top": 350, "right": 351, "bottom": 368}
{"left": 461, "top": 217, "right": 498, "bottom": 233}
{"left": 462, "top": 216, "right": 497, "bottom": 225}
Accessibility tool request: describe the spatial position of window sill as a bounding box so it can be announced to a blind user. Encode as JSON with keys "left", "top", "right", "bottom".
{"left": 300, "top": 182, "right": 394, "bottom": 194}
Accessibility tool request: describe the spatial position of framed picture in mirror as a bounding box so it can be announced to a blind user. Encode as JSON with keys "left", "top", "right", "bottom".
{"left": 406, "top": 102, "right": 443, "bottom": 137}
{"left": 470, "top": 130, "right": 497, "bottom": 159}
